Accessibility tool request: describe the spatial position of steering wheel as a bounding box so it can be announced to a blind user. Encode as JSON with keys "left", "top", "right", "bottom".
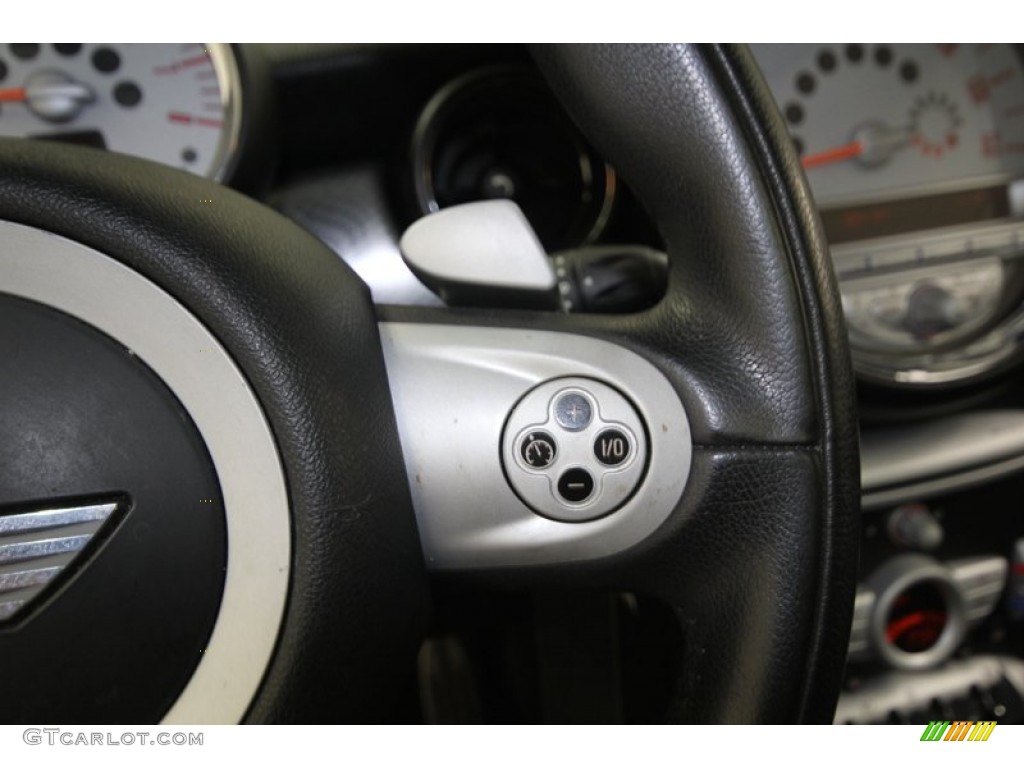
{"left": 0, "top": 44, "right": 859, "bottom": 723}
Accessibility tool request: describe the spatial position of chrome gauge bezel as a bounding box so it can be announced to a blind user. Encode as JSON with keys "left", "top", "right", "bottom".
{"left": 835, "top": 216, "right": 1024, "bottom": 386}
{"left": 855, "top": 307, "right": 1024, "bottom": 386}
{"left": 205, "top": 43, "right": 244, "bottom": 183}
{"left": 411, "top": 65, "right": 617, "bottom": 251}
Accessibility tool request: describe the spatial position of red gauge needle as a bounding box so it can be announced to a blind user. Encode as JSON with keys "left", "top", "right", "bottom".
{"left": 0, "top": 79, "right": 95, "bottom": 122}
{"left": 801, "top": 140, "right": 865, "bottom": 170}
{"left": 0, "top": 87, "right": 27, "bottom": 102}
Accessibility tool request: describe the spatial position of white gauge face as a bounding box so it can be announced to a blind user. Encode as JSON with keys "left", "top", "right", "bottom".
{"left": 751, "top": 44, "right": 1024, "bottom": 208}
{"left": 0, "top": 43, "right": 242, "bottom": 181}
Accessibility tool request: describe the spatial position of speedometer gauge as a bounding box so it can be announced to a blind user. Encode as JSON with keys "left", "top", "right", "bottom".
{"left": 0, "top": 43, "right": 242, "bottom": 181}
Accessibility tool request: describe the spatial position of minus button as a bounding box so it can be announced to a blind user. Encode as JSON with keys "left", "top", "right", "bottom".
{"left": 557, "top": 468, "right": 595, "bottom": 503}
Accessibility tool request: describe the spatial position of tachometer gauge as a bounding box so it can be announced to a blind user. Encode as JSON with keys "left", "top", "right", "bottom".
{"left": 0, "top": 43, "right": 242, "bottom": 181}
{"left": 752, "top": 44, "right": 1024, "bottom": 211}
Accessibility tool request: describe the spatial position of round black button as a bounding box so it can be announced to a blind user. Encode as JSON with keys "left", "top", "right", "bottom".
{"left": 594, "top": 428, "right": 631, "bottom": 466}
{"left": 520, "top": 431, "right": 556, "bottom": 469}
{"left": 557, "top": 468, "right": 594, "bottom": 503}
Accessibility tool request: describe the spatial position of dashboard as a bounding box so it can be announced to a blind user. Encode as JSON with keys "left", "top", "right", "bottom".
{"left": 1, "top": 42, "right": 1022, "bottom": 724}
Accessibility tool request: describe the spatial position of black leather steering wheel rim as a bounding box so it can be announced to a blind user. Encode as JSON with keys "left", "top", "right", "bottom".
{"left": 0, "top": 43, "right": 859, "bottom": 724}
{"left": 524, "top": 44, "right": 860, "bottom": 722}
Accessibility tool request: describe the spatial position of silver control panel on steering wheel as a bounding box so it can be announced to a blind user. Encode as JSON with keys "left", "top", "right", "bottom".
{"left": 380, "top": 323, "right": 692, "bottom": 570}
{"left": 502, "top": 378, "right": 647, "bottom": 522}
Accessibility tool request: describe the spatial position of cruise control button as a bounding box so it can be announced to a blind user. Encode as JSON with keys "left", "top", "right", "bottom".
{"left": 594, "top": 428, "right": 630, "bottom": 466}
{"left": 557, "top": 468, "right": 594, "bottom": 503}
{"left": 520, "top": 431, "right": 557, "bottom": 468}
{"left": 554, "top": 392, "right": 593, "bottom": 431}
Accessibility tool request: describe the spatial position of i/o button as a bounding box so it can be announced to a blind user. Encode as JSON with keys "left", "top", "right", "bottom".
{"left": 594, "top": 428, "right": 630, "bottom": 466}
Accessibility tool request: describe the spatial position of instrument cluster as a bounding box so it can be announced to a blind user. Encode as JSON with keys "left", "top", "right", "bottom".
{"left": 753, "top": 44, "right": 1024, "bottom": 387}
